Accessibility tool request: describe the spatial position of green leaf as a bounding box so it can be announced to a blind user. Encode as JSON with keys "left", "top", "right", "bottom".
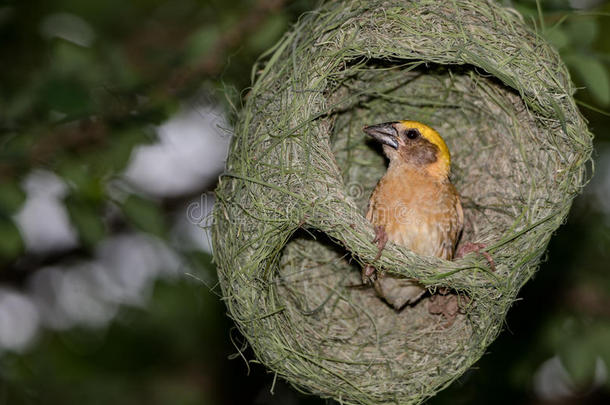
{"left": 0, "top": 182, "right": 25, "bottom": 215}
{"left": 564, "top": 53, "right": 610, "bottom": 106}
{"left": 92, "top": 129, "right": 154, "bottom": 175}
{"left": 565, "top": 18, "right": 598, "bottom": 48}
{"left": 544, "top": 27, "right": 569, "bottom": 50}
{"left": 0, "top": 218, "right": 23, "bottom": 261}
{"left": 121, "top": 194, "right": 166, "bottom": 237}
{"left": 41, "top": 78, "right": 92, "bottom": 116}
{"left": 590, "top": 323, "right": 610, "bottom": 372}
{"left": 559, "top": 335, "right": 597, "bottom": 388}
{"left": 57, "top": 160, "right": 104, "bottom": 202}
{"left": 185, "top": 26, "right": 220, "bottom": 64}
{"left": 65, "top": 197, "right": 106, "bottom": 247}
{"left": 51, "top": 40, "right": 100, "bottom": 80}
{"left": 246, "top": 13, "right": 289, "bottom": 53}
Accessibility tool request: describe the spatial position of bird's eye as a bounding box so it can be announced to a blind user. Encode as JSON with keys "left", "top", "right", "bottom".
{"left": 405, "top": 129, "right": 420, "bottom": 140}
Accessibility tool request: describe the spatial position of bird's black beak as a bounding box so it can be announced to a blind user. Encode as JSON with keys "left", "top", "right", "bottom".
{"left": 363, "top": 122, "right": 399, "bottom": 149}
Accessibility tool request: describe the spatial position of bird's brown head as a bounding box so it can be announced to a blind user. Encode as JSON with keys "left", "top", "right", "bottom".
{"left": 363, "top": 120, "right": 451, "bottom": 179}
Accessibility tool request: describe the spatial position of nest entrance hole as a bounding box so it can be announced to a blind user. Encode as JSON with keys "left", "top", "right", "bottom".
{"left": 326, "top": 60, "right": 549, "bottom": 249}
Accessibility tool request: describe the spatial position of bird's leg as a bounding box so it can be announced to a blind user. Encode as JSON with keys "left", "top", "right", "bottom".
{"left": 427, "top": 243, "right": 491, "bottom": 327}
{"left": 362, "top": 225, "right": 388, "bottom": 284}
{"left": 428, "top": 293, "right": 459, "bottom": 327}
{"left": 428, "top": 290, "right": 472, "bottom": 328}
{"left": 427, "top": 242, "right": 492, "bottom": 326}
{"left": 372, "top": 225, "right": 388, "bottom": 260}
{"left": 362, "top": 265, "right": 376, "bottom": 284}
{"left": 455, "top": 242, "right": 496, "bottom": 272}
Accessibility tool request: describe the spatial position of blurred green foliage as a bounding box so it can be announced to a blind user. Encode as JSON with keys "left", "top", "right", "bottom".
{"left": 0, "top": 0, "right": 610, "bottom": 404}
{"left": 0, "top": 0, "right": 319, "bottom": 263}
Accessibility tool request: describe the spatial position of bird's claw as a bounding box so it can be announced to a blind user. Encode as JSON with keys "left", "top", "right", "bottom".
{"left": 362, "top": 264, "right": 377, "bottom": 284}
{"left": 428, "top": 289, "right": 471, "bottom": 328}
{"left": 362, "top": 226, "right": 388, "bottom": 284}
{"left": 455, "top": 242, "right": 496, "bottom": 272}
{"left": 372, "top": 225, "right": 388, "bottom": 260}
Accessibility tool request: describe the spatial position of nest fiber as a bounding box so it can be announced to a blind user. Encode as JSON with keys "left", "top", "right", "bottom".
{"left": 213, "top": 0, "right": 592, "bottom": 403}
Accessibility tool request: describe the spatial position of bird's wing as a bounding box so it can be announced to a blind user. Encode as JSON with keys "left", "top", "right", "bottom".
{"left": 436, "top": 190, "right": 464, "bottom": 260}
{"left": 450, "top": 193, "right": 464, "bottom": 259}
{"left": 455, "top": 193, "right": 464, "bottom": 236}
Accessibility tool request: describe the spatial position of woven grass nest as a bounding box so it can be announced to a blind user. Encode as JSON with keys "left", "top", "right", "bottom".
{"left": 212, "top": 0, "right": 593, "bottom": 404}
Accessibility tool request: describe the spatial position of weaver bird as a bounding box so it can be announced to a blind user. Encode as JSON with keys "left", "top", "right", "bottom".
{"left": 362, "top": 120, "right": 493, "bottom": 312}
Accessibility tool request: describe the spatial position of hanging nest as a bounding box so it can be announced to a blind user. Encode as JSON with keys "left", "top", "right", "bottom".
{"left": 212, "top": 0, "right": 592, "bottom": 404}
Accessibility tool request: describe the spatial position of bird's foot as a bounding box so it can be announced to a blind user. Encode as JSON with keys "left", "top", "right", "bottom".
{"left": 361, "top": 226, "right": 388, "bottom": 285}
{"left": 372, "top": 225, "right": 388, "bottom": 260}
{"left": 455, "top": 242, "right": 496, "bottom": 272}
{"left": 428, "top": 288, "right": 471, "bottom": 328}
{"left": 361, "top": 264, "right": 377, "bottom": 284}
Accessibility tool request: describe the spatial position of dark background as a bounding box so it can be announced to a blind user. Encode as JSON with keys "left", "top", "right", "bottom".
{"left": 0, "top": 0, "right": 609, "bottom": 404}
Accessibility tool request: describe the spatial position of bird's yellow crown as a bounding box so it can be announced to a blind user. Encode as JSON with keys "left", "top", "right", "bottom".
{"left": 397, "top": 120, "right": 451, "bottom": 170}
